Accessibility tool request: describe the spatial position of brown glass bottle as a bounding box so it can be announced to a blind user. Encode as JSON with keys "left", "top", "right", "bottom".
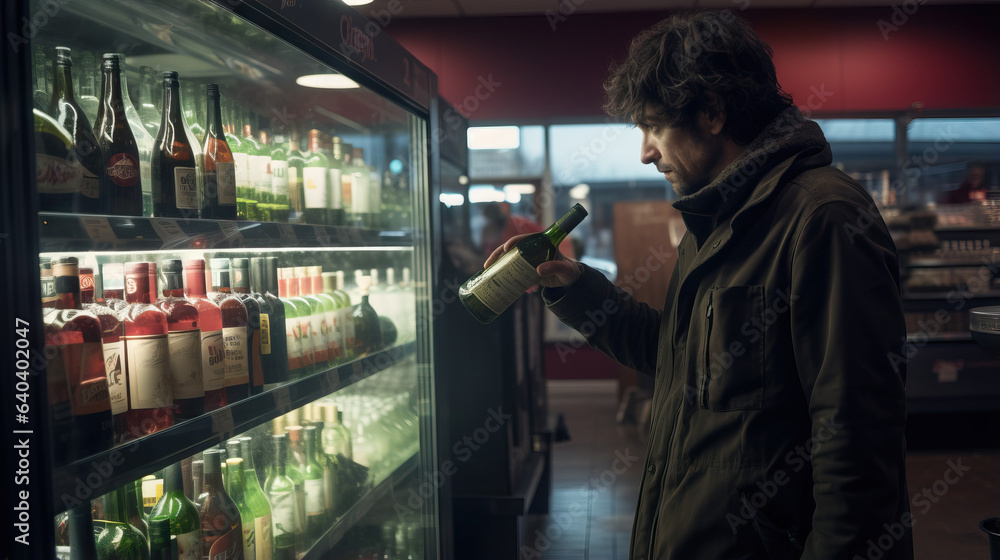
{"left": 199, "top": 449, "right": 245, "bottom": 559}
{"left": 230, "top": 258, "right": 265, "bottom": 396}
{"left": 155, "top": 259, "right": 205, "bottom": 421}
{"left": 210, "top": 259, "right": 250, "bottom": 404}
{"left": 203, "top": 84, "right": 237, "bottom": 219}
{"left": 252, "top": 256, "right": 290, "bottom": 389}
{"left": 152, "top": 71, "right": 199, "bottom": 219}
{"left": 94, "top": 53, "right": 142, "bottom": 216}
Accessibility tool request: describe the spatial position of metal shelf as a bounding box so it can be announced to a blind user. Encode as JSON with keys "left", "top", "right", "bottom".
{"left": 49, "top": 341, "right": 416, "bottom": 513}
{"left": 38, "top": 212, "right": 413, "bottom": 253}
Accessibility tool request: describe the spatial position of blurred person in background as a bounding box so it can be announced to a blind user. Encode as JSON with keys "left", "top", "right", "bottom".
{"left": 941, "top": 164, "right": 988, "bottom": 204}
{"left": 486, "top": 9, "right": 911, "bottom": 560}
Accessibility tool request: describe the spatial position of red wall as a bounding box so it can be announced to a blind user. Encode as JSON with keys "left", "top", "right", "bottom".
{"left": 389, "top": 5, "right": 1000, "bottom": 122}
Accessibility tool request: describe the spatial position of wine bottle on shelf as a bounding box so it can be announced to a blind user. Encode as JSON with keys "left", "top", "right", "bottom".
{"left": 226, "top": 458, "right": 256, "bottom": 560}
{"left": 68, "top": 505, "right": 98, "bottom": 560}
{"left": 96, "top": 486, "right": 150, "bottom": 559}
{"left": 283, "top": 427, "right": 308, "bottom": 555}
{"left": 351, "top": 275, "right": 382, "bottom": 357}
{"left": 251, "top": 257, "right": 289, "bottom": 390}
{"left": 319, "top": 272, "right": 347, "bottom": 364}
{"left": 302, "top": 129, "right": 329, "bottom": 226}
{"left": 198, "top": 450, "right": 244, "bottom": 559}
{"left": 150, "top": 462, "right": 201, "bottom": 560}
{"left": 34, "top": 108, "right": 84, "bottom": 215}
{"left": 155, "top": 259, "right": 204, "bottom": 421}
{"left": 191, "top": 460, "right": 205, "bottom": 504}
{"left": 321, "top": 404, "right": 352, "bottom": 460}
{"left": 122, "top": 262, "right": 174, "bottom": 440}
{"left": 322, "top": 134, "right": 344, "bottom": 227}
{"left": 94, "top": 53, "right": 142, "bottom": 216}
{"left": 238, "top": 436, "right": 273, "bottom": 560}
{"left": 266, "top": 132, "right": 290, "bottom": 222}
{"left": 181, "top": 259, "right": 227, "bottom": 411}
{"left": 309, "top": 267, "right": 342, "bottom": 365}
{"left": 148, "top": 516, "right": 174, "bottom": 560}
{"left": 137, "top": 66, "right": 161, "bottom": 139}
{"left": 226, "top": 104, "right": 250, "bottom": 220}
{"left": 301, "top": 426, "right": 328, "bottom": 544}
{"left": 80, "top": 266, "right": 96, "bottom": 304}
{"left": 76, "top": 51, "right": 100, "bottom": 127}
{"left": 230, "top": 258, "right": 264, "bottom": 396}
{"left": 264, "top": 434, "right": 298, "bottom": 560}
{"left": 209, "top": 259, "right": 251, "bottom": 403}
{"left": 41, "top": 258, "right": 56, "bottom": 308}
{"left": 125, "top": 479, "right": 150, "bottom": 544}
{"left": 460, "top": 203, "right": 589, "bottom": 324}
{"left": 113, "top": 53, "right": 155, "bottom": 216}
{"left": 85, "top": 288, "right": 128, "bottom": 444}
{"left": 334, "top": 271, "right": 355, "bottom": 359}
{"left": 286, "top": 131, "right": 305, "bottom": 224}
{"left": 242, "top": 124, "right": 268, "bottom": 208}
{"left": 347, "top": 147, "right": 372, "bottom": 228}
{"left": 293, "top": 266, "right": 329, "bottom": 368}
{"left": 151, "top": 71, "right": 199, "bottom": 219}
{"left": 327, "top": 137, "right": 345, "bottom": 227}
{"left": 265, "top": 257, "right": 302, "bottom": 380}
{"left": 48, "top": 256, "right": 114, "bottom": 462}
{"left": 49, "top": 46, "right": 108, "bottom": 214}
{"left": 202, "top": 85, "right": 237, "bottom": 220}
{"left": 277, "top": 268, "right": 314, "bottom": 377}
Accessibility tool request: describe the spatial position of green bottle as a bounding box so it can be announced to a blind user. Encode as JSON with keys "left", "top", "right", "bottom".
{"left": 224, "top": 101, "right": 248, "bottom": 219}
{"left": 149, "top": 462, "right": 201, "bottom": 560}
{"left": 459, "top": 203, "right": 588, "bottom": 324}
{"left": 285, "top": 132, "right": 306, "bottom": 224}
{"left": 96, "top": 486, "right": 151, "bottom": 560}
{"left": 264, "top": 434, "right": 298, "bottom": 560}
{"left": 320, "top": 273, "right": 347, "bottom": 364}
{"left": 310, "top": 422, "right": 337, "bottom": 524}
{"left": 239, "top": 437, "right": 274, "bottom": 560}
{"left": 69, "top": 505, "right": 99, "bottom": 560}
{"left": 293, "top": 266, "right": 330, "bottom": 369}
{"left": 226, "top": 458, "right": 256, "bottom": 560}
{"left": 333, "top": 272, "right": 355, "bottom": 360}
{"left": 147, "top": 516, "right": 172, "bottom": 560}
{"left": 283, "top": 427, "right": 308, "bottom": 555}
{"left": 302, "top": 425, "right": 328, "bottom": 544}
{"left": 268, "top": 133, "right": 291, "bottom": 221}
{"left": 124, "top": 481, "right": 149, "bottom": 546}
{"left": 301, "top": 129, "right": 329, "bottom": 225}
{"left": 268, "top": 258, "right": 305, "bottom": 380}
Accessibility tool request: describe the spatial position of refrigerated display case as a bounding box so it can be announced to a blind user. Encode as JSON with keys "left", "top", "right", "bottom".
{"left": 1, "top": 0, "right": 442, "bottom": 558}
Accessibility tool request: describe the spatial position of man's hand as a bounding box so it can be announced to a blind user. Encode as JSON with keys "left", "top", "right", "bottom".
{"left": 484, "top": 233, "right": 582, "bottom": 288}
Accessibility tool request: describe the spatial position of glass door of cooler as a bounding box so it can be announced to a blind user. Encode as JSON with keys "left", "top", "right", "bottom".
{"left": 2, "top": 0, "right": 438, "bottom": 558}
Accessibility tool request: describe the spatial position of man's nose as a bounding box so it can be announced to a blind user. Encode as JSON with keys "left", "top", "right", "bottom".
{"left": 640, "top": 132, "right": 659, "bottom": 165}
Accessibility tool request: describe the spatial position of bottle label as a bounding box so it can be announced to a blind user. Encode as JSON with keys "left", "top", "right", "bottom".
{"left": 340, "top": 172, "right": 352, "bottom": 210}
{"left": 167, "top": 328, "right": 204, "bottom": 399}
{"left": 288, "top": 167, "right": 299, "bottom": 193}
{"left": 125, "top": 334, "right": 172, "bottom": 409}
{"left": 271, "top": 161, "right": 289, "bottom": 199}
{"left": 206, "top": 524, "right": 242, "bottom": 560}
{"left": 351, "top": 171, "right": 370, "bottom": 213}
{"left": 341, "top": 308, "right": 356, "bottom": 351}
{"left": 36, "top": 153, "right": 83, "bottom": 194}
{"left": 269, "top": 491, "right": 295, "bottom": 538}
{"left": 242, "top": 518, "right": 256, "bottom": 560}
{"left": 465, "top": 249, "right": 540, "bottom": 315}
{"left": 80, "top": 171, "right": 101, "bottom": 199}
{"left": 285, "top": 317, "right": 303, "bottom": 370}
{"left": 254, "top": 514, "right": 273, "bottom": 560}
{"left": 309, "top": 314, "right": 327, "bottom": 361}
{"left": 176, "top": 528, "right": 201, "bottom": 560}
{"left": 216, "top": 162, "right": 237, "bottom": 204}
{"left": 327, "top": 310, "right": 342, "bottom": 359}
{"left": 298, "top": 316, "right": 314, "bottom": 366}
{"left": 222, "top": 326, "right": 250, "bottom": 387}
{"left": 249, "top": 154, "right": 267, "bottom": 191}
{"left": 105, "top": 152, "right": 140, "bottom": 187}
{"left": 41, "top": 275, "right": 56, "bottom": 301}
{"left": 203, "top": 329, "right": 226, "bottom": 392}
{"left": 302, "top": 167, "right": 328, "bottom": 209}
{"left": 233, "top": 152, "right": 249, "bottom": 188}
{"left": 174, "top": 166, "right": 198, "bottom": 209}
{"left": 73, "top": 354, "right": 112, "bottom": 416}
{"left": 260, "top": 313, "right": 272, "bottom": 355}
{"left": 328, "top": 168, "right": 342, "bottom": 210}
{"left": 294, "top": 484, "right": 306, "bottom": 537}
{"left": 103, "top": 340, "right": 127, "bottom": 415}
{"left": 305, "top": 478, "right": 325, "bottom": 515}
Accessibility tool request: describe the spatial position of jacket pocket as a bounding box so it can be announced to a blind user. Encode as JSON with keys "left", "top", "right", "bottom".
{"left": 701, "top": 285, "right": 765, "bottom": 411}
{"left": 740, "top": 493, "right": 805, "bottom": 560}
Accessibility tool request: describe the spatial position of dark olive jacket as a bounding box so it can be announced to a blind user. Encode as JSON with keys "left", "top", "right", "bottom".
{"left": 544, "top": 113, "right": 912, "bottom": 560}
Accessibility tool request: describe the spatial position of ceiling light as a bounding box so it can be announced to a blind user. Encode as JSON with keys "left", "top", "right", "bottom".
{"left": 468, "top": 126, "right": 520, "bottom": 150}
{"left": 342, "top": 0, "right": 374, "bottom": 5}
{"left": 503, "top": 183, "right": 536, "bottom": 194}
{"left": 569, "top": 183, "right": 590, "bottom": 200}
{"left": 468, "top": 186, "right": 506, "bottom": 203}
{"left": 296, "top": 73, "right": 360, "bottom": 89}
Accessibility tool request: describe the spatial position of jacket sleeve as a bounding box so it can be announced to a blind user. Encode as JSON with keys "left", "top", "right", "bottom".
{"left": 789, "top": 201, "right": 912, "bottom": 560}
{"left": 541, "top": 263, "right": 662, "bottom": 375}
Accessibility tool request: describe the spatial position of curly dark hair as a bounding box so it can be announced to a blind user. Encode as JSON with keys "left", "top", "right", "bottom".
{"left": 604, "top": 10, "right": 793, "bottom": 145}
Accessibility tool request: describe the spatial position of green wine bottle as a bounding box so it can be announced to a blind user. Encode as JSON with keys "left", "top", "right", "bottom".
{"left": 302, "top": 426, "right": 328, "bottom": 544}
{"left": 240, "top": 437, "right": 274, "bottom": 560}
{"left": 264, "top": 434, "right": 298, "bottom": 560}
{"left": 96, "top": 486, "right": 150, "bottom": 560}
{"left": 149, "top": 462, "right": 201, "bottom": 560}
{"left": 350, "top": 276, "right": 381, "bottom": 357}
{"left": 69, "top": 504, "right": 98, "bottom": 560}
{"left": 283, "top": 427, "right": 308, "bottom": 555}
{"left": 226, "top": 458, "right": 256, "bottom": 560}
{"left": 147, "top": 516, "right": 172, "bottom": 560}
{"left": 459, "top": 203, "right": 588, "bottom": 324}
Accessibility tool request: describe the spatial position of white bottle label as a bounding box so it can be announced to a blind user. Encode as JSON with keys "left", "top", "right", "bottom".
{"left": 74, "top": 343, "right": 111, "bottom": 415}
{"left": 80, "top": 171, "right": 100, "bottom": 199}
{"left": 309, "top": 313, "right": 326, "bottom": 357}
{"left": 222, "top": 326, "right": 250, "bottom": 386}
{"left": 271, "top": 161, "right": 289, "bottom": 199}
{"left": 176, "top": 528, "right": 201, "bottom": 560}
{"left": 303, "top": 167, "right": 328, "bottom": 209}
{"left": 174, "top": 166, "right": 198, "bottom": 209}
{"left": 255, "top": 514, "right": 273, "bottom": 560}
{"left": 298, "top": 317, "right": 313, "bottom": 363}
{"left": 351, "top": 171, "right": 370, "bottom": 213}
{"left": 125, "top": 334, "right": 172, "bottom": 409}
{"left": 285, "top": 317, "right": 302, "bottom": 365}
{"left": 216, "top": 161, "right": 236, "bottom": 204}
{"left": 249, "top": 154, "right": 267, "bottom": 191}
{"left": 269, "top": 491, "right": 295, "bottom": 537}
{"left": 327, "top": 309, "right": 342, "bottom": 359}
{"left": 328, "top": 168, "right": 342, "bottom": 210}
{"left": 202, "top": 329, "right": 226, "bottom": 392}
{"left": 305, "top": 478, "right": 325, "bottom": 515}
{"left": 167, "top": 328, "right": 204, "bottom": 399}
{"left": 103, "top": 340, "right": 127, "bottom": 415}
{"left": 233, "top": 152, "right": 249, "bottom": 188}
{"left": 241, "top": 518, "right": 256, "bottom": 560}
{"left": 36, "top": 153, "right": 83, "bottom": 194}
{"left": 466, "top": 249, "right": 541, "bottom": 315}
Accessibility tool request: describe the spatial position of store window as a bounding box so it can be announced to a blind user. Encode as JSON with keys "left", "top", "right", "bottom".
{"left": 814, "top": 118, "right": 896, "bottom": 199}
{"left": 904, "top": 118, "right": 1000, "bottom": 206}
{"left": 467, "top": 125, "right": 545, "bottom": 178}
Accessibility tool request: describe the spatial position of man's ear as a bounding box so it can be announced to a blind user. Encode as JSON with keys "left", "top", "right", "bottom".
{"left": 701, "top": 92, "right": 727, "bottom": 136}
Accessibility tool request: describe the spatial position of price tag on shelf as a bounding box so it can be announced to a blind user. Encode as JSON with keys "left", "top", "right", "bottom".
{"left": 313, "top": 226, "right": 331, "bottom": 247}
{"left": 273, "top": 386, "right": 291, "bottom": 414}
{"left": 80, "top": 217, "right": 117, "bottom": 244}
{"left": 210, "top": 408, "right": 235, "bottom": 440}
{"left": 323, "top": 368, "right": 340, "bottom": 394}
{"left": 150, "top": 218, "right": 186, "bottom": 247}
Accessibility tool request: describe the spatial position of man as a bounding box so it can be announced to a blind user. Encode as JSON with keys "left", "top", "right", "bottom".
{"left": 486, "top": 10, "right": 912, "bottom": 560}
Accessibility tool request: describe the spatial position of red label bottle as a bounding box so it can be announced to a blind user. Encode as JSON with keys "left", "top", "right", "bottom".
{"left": 182, "top": 259, "right": 228, "bottom": 412}
{"left": 156, "top": 259, "right": 205, "bottom": 420}
{"left": 209, "top": 259, "right": 250, "bottom": 404}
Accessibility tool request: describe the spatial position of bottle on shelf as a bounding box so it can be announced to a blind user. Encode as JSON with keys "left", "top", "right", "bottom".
{"left": 41, "top": 258, "right": 56, "bottom": 308}
{"left": 323, "top": 133, "right": 344, "bottom": 226}
{"left": 48, "top": 46, "right": 108, "bottom": 214}
{"left": 322, "top": 404, "right": 353, "bottom": 460}
{"left": 95, "top": 485, "right": 150, "bottom": 559}
{"left": 309, "top": 267, "right": 342, "bottom": 365}
{"left": 121, "top": 262, "right": 174, "bottom": 440}
{"left": 191, "top": 459, "right": 205, "bottom": 504}
{"left": 251, "top": 257, "right": 289, "bottom": 390}
{"left": 226, "top": 458, "right": 257, "bottom": 560}
{"left": 302, "top": 129, "right": 329, "bottom": 226}
{"left": 309, "top": 419, "right": 336, "bottom": 521}
{"left": 266, "top": 257, "right": 303, "bottom": 381}
{"left": 286, "top": 131, "right": 306, "bottom": 224}
{"left": 155, "top": 259, "right": 205, "bottom": 421}
{"left": 339, "top": 143, "right": 353, "bottom": 227}
{"left": 264, "top": 434, "right": 298, "bottom": 560}
{"left": 283, "top": 427, "right": 309, "bottom": 555}
{"left": 293, "top": 266, "right": 329, "bottom": 368}
{"left": 68, "top": 504, "right": 99, "bottom": 559}
{"left": 238, "top": 436, "right": 274, "bottom": 560}
{"left": 266, "top": 131, "right": 291, "bottom": 222}
{"left": 350, "top": 275, "right": 382, "bottom": 357}
{"left": 151, "top": 71, "right": 199, "bottom": 219}
{"left": 242, "top": 122, "right": 268, "bottom": 211}
{"left": 198, "top": 449, "right": 244, "bottom": 559}
{"left": 327, "top": 136, "right": 346, "bottom": 227}
{"left": 148, "top": 516, "right": 174, "bottom": 560}
{"left": 76, "top": 51, "right": 101, "bottom": 126}
{"left": 209, "top": 258, "right": 251, "bottom": 404}
{"left": 34, "top": 107, "right": 84, "bottom": 215}
{"left": 230, "top": 258, "right": 264, "bottom": 396}
{"left": 460, "top": 203, "right": 589, "bottom": 324}
{"left": 86, "top": 271, "right": 128, "bottom": 444}
{"left": 79, "top": 266, "right": 96, "bottom": 304}
{"left": 125, "top": 478, "right": 150, "bottom": 544}
{"left": 301, "top": 425, "right": 328, "bottom": 544}
{"left": 46, "top": 256, "right": 114, "bottom": 462}
{"left": 94, "top": 53, "right": 142, "bottom": 216}
{"left": 137, "top": 66, "right": 161, "bottom": 139}
{"left": 202, "top": 85, "right": 237, "bottom": 220}
{"left": 320, "top": 272, "right": 349, "bottom": 363}
{"left": 102, "top": 262, "right": 125, "bottom": 301}
{"left": 150, "top": 462, "right": 202, "bottom": 560}
{"left": 277, "top": 268, "right": 314, "bottom": 377}
{"left": 113, "top": 53, "right": 155, "bottom": 216}
{"left": 347, "top": 146, "right": 372, "bottom": 228}
{"left": 226, "top": 103, "right": 250, "bottom": 220}
{"left": 180, "top": 259, "right": 227, "bottom": 411}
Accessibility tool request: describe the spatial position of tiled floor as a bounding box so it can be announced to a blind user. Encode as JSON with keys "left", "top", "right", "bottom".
{"left": 528, "top": 379, "right": 1000, "bottom": 560}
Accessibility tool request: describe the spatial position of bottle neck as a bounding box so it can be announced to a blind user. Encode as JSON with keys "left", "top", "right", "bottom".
{"left": 232, "top": 267, "right": 251, "bottom": 294}
{"left": 161, "top": 80, "right": 183, "bottom": 129}
{"left": 54, "top": 272, "right": 82, "bottom": 310}
{"left": 227, "top": 461, "right": 246, "bottom": 498}
{"left": 69, "top": 507, "right": 97, "bottom": 555}
{"left": 164, "top": 463, "right": 184, "bottom": 496}
{"left": 51, "top": 62, "right": 75, "bottom": 104}
{"left": 207, "top": 91, "right": 226, "bottom": 138}
{"left": 161, "top": 272, "right": 185, "bottom": 298}
{"left": 124, "top": 483, "right": 142, "bottom": 516}
{"left": 101, "top": 64, "right": 126, "bottom": 118}
{"left": 124, "top": 269, "right": 152, "bottom": 304}
{"left": 240, "top": 440, "right": 256, "bottom": 470}
{"left": 309, "top": 134, "right": 321, "bottom": 153}
{"left": 211, "top": 269, "right": 232, "bottom": 293}
{"left": 543, "top": 221, "right": 570, "bottom": 248}
{"left": 183, "top": 268, "right": 208, "bottom": 298}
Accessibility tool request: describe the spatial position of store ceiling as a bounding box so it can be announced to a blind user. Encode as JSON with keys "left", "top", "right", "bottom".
{"left": 360, "top": 0, "right": 991, "bottom": 17}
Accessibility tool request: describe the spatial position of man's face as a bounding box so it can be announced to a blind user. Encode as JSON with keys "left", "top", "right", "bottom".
{"left": 637, "top": 107, "right": 727, "bottom": 197}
